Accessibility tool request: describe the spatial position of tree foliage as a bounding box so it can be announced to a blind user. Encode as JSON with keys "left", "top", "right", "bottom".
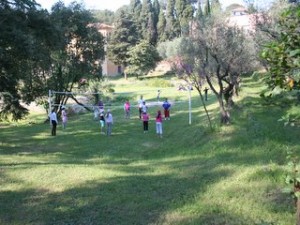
{"left": 173, "top": 15, "right": 255, "bottom": 124}
{"left": 0, "top": 0, "right": 105, "bottom": 120}
{"left": 107, "top": 10, "right": 139, "bottom": 73}
{"left": 91, "top": 9, "right": 115, "bottom": 24}
{"left": 126, "top": 41, "right": 161, "bottom": 77}
{"left": 0, "top": 0, "right": 46, "bottom": 120}
{"left": 261, "top": 4, "right": 300, "bottom": 91}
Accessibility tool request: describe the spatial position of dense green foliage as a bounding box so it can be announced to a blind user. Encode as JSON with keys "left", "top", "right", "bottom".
{"left": 0, "top": 0, "right": 46, "bottom": 120}
{"left": 91, "top": 9, "right": 115, "bottom": 24}
{"left": 107, "top": 10, "right": 139, "bottom": 79}
{"left": 0, "top": 0, "right": 105, "bottom": 121}
{"left": 261, "top": 4, "right": 300, "bottom": 90}
{"left": 126, "top": 41, "right": 161, "bottom": 77}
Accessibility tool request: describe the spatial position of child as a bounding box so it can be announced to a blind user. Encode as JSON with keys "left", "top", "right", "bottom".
{"left": 162, "top": 98, "right": 171, "bottom": 120}
{"left": 50, "top": 109, "right": 58, "bottom": 136}
{"left": 124, "top": 100, "right": 131, "bottom": 119}
{"left": 141, "top": 101, "right": 148, "bottom": 113}
{"left": 61, "top": 106, "right": 68, "bottom": 129}
{"left": 142, "top": 111, "right": 149, "bottom": 133}
{"left": 105, "top": 109, "right": 113, "bottom": 136}
{"left": 155, "top": 110, "right": 163, "bottom": 138}
{"left": 99, "top": 112, "right": 105, "bottom": 134}
{"left": 138, "top": 95, "right": 143, "bottom": 119}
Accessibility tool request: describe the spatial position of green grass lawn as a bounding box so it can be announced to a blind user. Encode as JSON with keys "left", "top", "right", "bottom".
{"left": 0, "top": 76, "right": 299, "bottom": 225}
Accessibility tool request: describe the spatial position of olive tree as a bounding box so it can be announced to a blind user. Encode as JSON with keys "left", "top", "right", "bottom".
{"left": 175, "top": 15, "right": 256, "bottom": 124}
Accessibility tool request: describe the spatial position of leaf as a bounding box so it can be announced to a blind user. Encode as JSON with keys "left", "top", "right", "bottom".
{"left": 289, "top": 49, "right": 300, "bottom": 57}
{"left": 285, "top": 175, "right": 293, "bottom": 184}
{"left": 282, "top": 187, "right": 293, "bottom": 194}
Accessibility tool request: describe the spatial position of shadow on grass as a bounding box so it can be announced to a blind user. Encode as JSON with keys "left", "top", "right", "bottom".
{"left": 0, "top": 170, "right": 234, "bottom": 225}
{"left": 0, "top": 77, "right": 298, "bottom": 224}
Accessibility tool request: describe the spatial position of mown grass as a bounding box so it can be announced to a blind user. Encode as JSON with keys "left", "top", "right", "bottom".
{"left": 0, "top": 76, "right": 299, "bottom": 225}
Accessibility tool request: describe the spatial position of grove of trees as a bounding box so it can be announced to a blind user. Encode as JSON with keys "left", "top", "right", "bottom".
{"left": 0, "top": 0, "right": 105, "bottom": 120}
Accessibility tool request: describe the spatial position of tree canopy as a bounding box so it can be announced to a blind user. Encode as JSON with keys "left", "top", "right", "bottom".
{"left": 0, "top": 0, "right": 105, "bottom": 120}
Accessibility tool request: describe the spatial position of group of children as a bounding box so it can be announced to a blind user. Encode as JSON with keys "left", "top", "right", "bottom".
{"left": 96, "top": 96, "right": 172, "bottom": 138}
{"left": 138, "top": 96, "right": 171, "bottom": 138}
{"left": 98, "top": 109, "right": 113, "bottom": 136}
{"left": 50, "top": 96, "right": 172, "bottom": 138}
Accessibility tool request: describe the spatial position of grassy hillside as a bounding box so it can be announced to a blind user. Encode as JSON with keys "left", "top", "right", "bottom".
{"left": 0, "top": 76, "right": 299, "bottom": 225}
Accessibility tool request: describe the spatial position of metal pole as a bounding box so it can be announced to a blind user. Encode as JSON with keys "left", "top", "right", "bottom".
{"left": 188, "top": 85, "right": 192, "bottom": 125}
{"left": 48, "top": 90, "right": 52, "bottom": 125}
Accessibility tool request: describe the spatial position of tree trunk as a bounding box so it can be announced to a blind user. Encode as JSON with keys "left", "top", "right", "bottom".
{"left": 218, "top": 97, "right": 230, "bottom": 124}
{"left": 197, "top": 88, "right": 213, "bottom": 131}
{"left": 297, "top": 197, "right": 300, "bottom": 225}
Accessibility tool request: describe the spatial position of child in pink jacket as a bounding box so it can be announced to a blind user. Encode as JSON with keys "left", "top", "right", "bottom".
{"left": 155, "top": 110, "right": 163, "bottom": 138}
{"left": 142, "top": 111, "right": 149, "bottom": 133}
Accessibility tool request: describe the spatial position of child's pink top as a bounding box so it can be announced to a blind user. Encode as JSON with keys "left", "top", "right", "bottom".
{"left": 124, "top": 102, "right": 130, "bottom": 110}
{"left": 156, "top": 115, "right": 162, "bottom": 123}
{"left": 142, "top": 113, "right": 149, "bottom": 121}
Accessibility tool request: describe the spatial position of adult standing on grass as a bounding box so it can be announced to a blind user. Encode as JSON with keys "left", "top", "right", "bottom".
{"left": 142, "top": 111, "right": 150, "bottom": 133}
{"left": 204, "top": 87, "right": 209, "bottom": 101}
{"left": 162, "top": 98, "right": 171, "bottom": 120}
{"left": 61, "top": 106, "right": 67, "bottom": 129}
{"left": 50, "top": 109, "right": 58, "bottom": 136}
{"left": 105, "top": 109, "right": 113, "bottom": 136}
{"left": 155, "top": 110, "right": 163, "bottom": 138}
{"left": 138, "top": 95, "right": 143, "bottom": 119}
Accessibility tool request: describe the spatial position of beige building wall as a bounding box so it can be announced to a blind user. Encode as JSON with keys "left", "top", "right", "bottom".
{"left": 92, "top": 23, "right": 124, "bottom": 76}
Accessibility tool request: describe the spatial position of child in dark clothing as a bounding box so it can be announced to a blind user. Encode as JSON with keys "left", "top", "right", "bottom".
{"left": 99, "top": 112, "right": 105, "bottom": 134}
{"left": 142, "top": 111, "right": 149, "bottom": 133}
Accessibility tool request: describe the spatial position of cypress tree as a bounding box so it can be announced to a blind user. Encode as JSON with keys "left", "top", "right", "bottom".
{"left": 175, "top": 0, "right": 194, "bottom": 36}
{"left": 196, "top": 0, "right": 204, "bottom": 21}
{"left": 204, "top": 0, "right": 211, "bottom": 16}
{"left": 107, "top": 10, "right": 139, "bottom": 79}
{"left": 140, "top": 0, "right": 155, "bottom": 42}
{"left": 165, "top": 0, "right": 180, "bottom": 40}
{"left": 129, "top": 0, "right": 142, "bottom": 39}
{"left": 157, "top": 4, "right": 167, "bottom": 42}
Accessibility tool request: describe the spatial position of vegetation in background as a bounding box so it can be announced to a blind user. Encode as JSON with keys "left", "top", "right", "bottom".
{"left": 91, "top": 9, "right": 115, "bottom": 24}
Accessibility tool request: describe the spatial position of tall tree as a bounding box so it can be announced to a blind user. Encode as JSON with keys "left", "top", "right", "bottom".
{"left": 46, "top": 2, "right": 105, "bottom": 112}
{"left": 196, "top": 0, "right": 204, "bottom": 21}
{"left": 175, "top": 16, "right": 255, "bottom": 124}
{"left": 107, "top": 10, "right": 139, "bottom": 79}
{"left": 126, "top": 41, "right": 161, "bottom": 77}
{"left": 129, "top": 0, "right": 142, "bottom": 39}
{"left": 157, "top": 3, "right": 167, "bottom": 42}
{"left": 0, "top": 0, "right": 48, "bottom": 120}
{"left": 152, "top": 0, "right": 160, "bottom": 43}
{"left": 140, "top": 0, "right": 156, "bottom": 43}
{"left": 204, "top": 0, "right": 211, "bottom": 15}
{"left": 175, "top": 0, "right": 194, "bottom": 36}
{"left": 165, "top": 0, "right": 180, "bottom": 39}
{"left": 91, "top": 9, "right": 115, "bottom": 24}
